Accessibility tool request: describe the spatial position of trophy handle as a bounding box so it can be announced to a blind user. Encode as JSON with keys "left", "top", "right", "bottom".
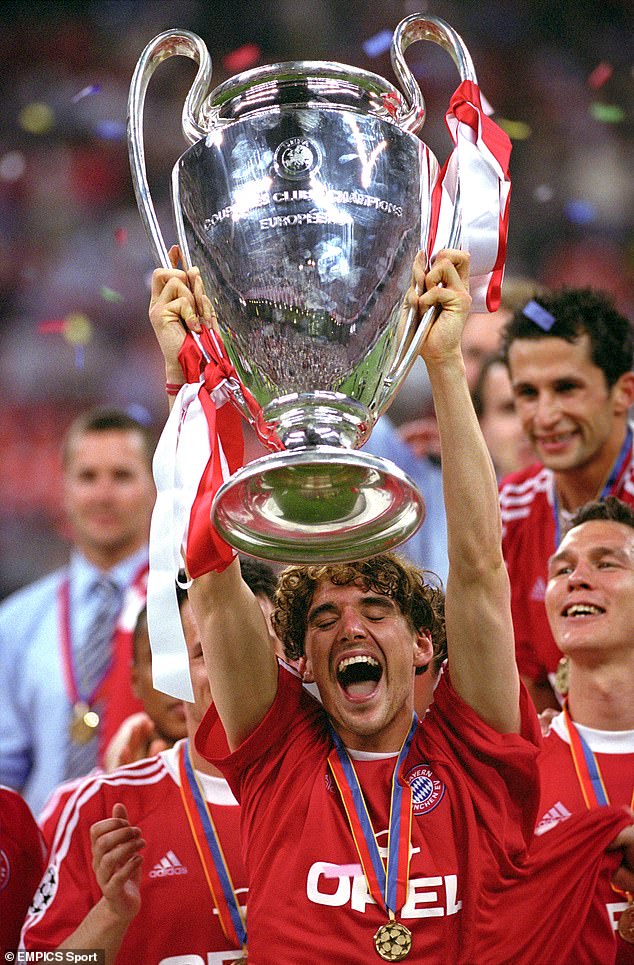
{"left": 375, "top": 16, "right": 476, "bottom": 414}
{"left": 390, "top": 14, "right": 477, "bottom": 134}
{"left": 127, "top": 30, "right": 213, "bottom": 269}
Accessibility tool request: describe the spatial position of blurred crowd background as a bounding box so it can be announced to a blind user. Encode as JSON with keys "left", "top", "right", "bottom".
{"left": 0, "top": 0, "right": 632, "bottom": 598}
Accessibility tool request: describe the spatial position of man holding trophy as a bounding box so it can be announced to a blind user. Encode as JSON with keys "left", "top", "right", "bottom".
{"left": 147, "top": 249, "right": 634, "bottom": 964}
{"left": 130, "top": 13, "right": 634, "bottom": 964}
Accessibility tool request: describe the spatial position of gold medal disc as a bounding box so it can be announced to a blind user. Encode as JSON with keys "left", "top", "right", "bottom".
{"left": 618, "top": 903, "right": 634, "bottom": 944}
{"left": 373, "top": 922, "right": 412, "bottom": 961}
{"left": 70, "top": 702, "right": 100, "bottom": 745}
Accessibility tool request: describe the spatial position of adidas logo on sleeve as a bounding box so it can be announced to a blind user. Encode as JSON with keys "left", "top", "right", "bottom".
{"left": 149, "top": 850, "right": 189, "bottom": 877}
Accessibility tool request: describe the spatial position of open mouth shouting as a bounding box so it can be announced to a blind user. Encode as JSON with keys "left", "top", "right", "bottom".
{"left": 336, "top": 654, "right": 383, "bottom": 700}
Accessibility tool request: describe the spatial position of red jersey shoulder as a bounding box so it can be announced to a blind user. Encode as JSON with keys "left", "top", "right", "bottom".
{"left": 0, "top": 786, "right": 46, "bottom": 884}
{"left": 499, "top": 464, "right": 551, "bottom": 523}
{"left": 48, "top": 756, "right": 168, "bottom": 855}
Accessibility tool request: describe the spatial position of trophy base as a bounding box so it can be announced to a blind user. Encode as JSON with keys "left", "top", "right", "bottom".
{"left": 211, "top": 447, "right": 425, "bottom": 563}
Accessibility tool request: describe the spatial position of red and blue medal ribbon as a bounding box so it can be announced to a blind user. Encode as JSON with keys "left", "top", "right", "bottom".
{"left": 562, "top": 701, "right": 634, "bottom": 907}
{"left": 552, "top": 427, "right": 632, "bottom": 547}
{"left": 177, "top": 741, "right": 247, "bottom": 952}
{"left": 327, "top": 714, "right": 418, "bottom": 916}
{"left": 562, "top": 700, "right": 610, "bottom": 808}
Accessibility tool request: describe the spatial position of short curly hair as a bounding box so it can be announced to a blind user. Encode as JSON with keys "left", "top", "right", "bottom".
{"left": 271, "top": 553, "right": 446, "bottom": 672}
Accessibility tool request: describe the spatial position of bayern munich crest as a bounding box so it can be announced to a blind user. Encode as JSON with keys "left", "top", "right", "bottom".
{"left": 406, "top": 764, "right": 445, "bottom": 815}
{"left": 273, "top": 136, "right": 322, "bottom": 180}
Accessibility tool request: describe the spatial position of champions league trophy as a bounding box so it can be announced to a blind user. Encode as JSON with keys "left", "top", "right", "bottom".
{"left": 128, "top": 16, "right": 478, "bottom": 563}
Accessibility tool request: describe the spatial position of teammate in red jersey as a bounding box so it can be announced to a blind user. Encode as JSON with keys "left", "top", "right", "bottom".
{"left": 534, "top": 496, "right": 634, "bottom": 964}
{"left": 0, "top": 787, "right": 46, "bottom": 954}
{"left": 149, "top": 249, "right": 634, "bottom": 963}
{"left": 499, "top": 288, "right": 634, "bottom": 710}
{"left": 20, "top": 586, "right": 248, "bottom": 965}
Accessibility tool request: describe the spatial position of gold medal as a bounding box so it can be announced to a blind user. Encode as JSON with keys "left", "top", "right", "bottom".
{"left": 69, "top": 701, "right": 100, "bottom": 745}
{"left": 618, "top": 902, "right": 634, "bottom": 944}
{"left": 373, "top": 921, "right": 412, "bottom": 961}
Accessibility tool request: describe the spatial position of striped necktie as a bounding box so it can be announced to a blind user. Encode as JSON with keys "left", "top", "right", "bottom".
{"left": 64, "top": 576, "right": 122, "bottom": 779}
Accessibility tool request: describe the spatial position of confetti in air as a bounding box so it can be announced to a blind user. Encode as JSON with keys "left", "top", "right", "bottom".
{"left": 114, "top": 227, "right": 128, "bottom": 247}
{"left": 590, "top": 102, "right": 625, "bottom": 123}
{"left": 223, "top": 43, "right": 261, "bottom": 72}
{"left": 100, "top": 286, "right": 123, "bottom": 303}
{"left": 587, "top": 62, "right": 613, "bottom": 90}
{"left": 533, "top": 184, "right": 554, "bottom": 203}
{"left": 18, "top": 102, "right": 55, "bottom": 135}
{"left": 362, "top": 29, "right": 393, "bottom": 58}
{"left": 71, "top": 84, "right": 102, "bottom": 103}
{"left": 497, "top": 118, "right": 532, "bottom": 140}
{"left": 0, "top": 151, "right": 26, "bottom": 182}
{"left": 94, "top": 119, "right": 125, "bottom": 140}
{"left": 564, "top": 199, "right": 597, "bottom": 226}
{"left": 37, "top": 313, "right": 94, "bottom": 369}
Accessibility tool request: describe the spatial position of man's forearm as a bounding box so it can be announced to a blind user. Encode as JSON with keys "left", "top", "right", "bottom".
{"left": 58, "top": 898, "right": 130, "bottom": 965}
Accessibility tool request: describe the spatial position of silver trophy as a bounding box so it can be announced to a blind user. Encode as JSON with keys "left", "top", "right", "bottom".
{"left": 128, "top": 15, "right": 476, "bottom": 563}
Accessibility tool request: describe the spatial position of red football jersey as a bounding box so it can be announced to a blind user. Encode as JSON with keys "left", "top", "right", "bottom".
{"left": 535, "top": 715, "right": 634, "bottom": 965}
{"left": 500, "top": 446, "right": 634, "bottom": 686}
{"left": 196, "top": 664, "right": 542, "bottom": 965}
{"left": 0, "top": 787, "right": 46, "bottom": 953}
{"left": 21, "top": 744, "right": 247, "bottom": 964}
{"left": 38, "top": 772, "right": 97, "bottom": 852}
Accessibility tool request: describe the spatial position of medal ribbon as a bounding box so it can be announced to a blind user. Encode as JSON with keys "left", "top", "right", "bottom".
{"left": 562, "top": 701, "right": 634, "bottom": 905}
{"left": 177, "top": 740, "right": 247, "bottom": 952}
{"left": 552, "top": 427, "right": 633, "bottom": 547}
{"left": 562, "top": 700, "right": 610, "bottom": 808}
{"left": 327, "top": 715, "right": 418, "bottom": 916}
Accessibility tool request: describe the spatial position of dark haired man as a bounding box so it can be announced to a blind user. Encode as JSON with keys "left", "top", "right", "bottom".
{"left": 535, "top": 496, "right": 634, "bottom": 964}
{"left": 0, "top": 407, "right": 157, "bottom": 814}
{"left": 499, "top": 288, "right": 634, "bottom": 709}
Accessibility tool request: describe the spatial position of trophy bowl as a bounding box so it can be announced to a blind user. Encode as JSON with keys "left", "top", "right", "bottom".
{"left": 128, "top": 16, "right": 476, "bottom": 562}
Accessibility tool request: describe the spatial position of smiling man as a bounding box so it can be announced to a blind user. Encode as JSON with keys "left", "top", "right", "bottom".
{"left": 533, "top": 496, "right": 634, "bottom": 964}
{"left": 146, "top": 248, "right": 557, "bottom": 963}
{"left": 0, "top": 408, "right": 157, "bottom": 815}
{"left": 498, "top": 289, "right": 634, "bottom": 710}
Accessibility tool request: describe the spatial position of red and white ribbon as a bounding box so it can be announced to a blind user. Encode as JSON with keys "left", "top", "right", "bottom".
{"left": 147, "top": 329, "right": 244, "bottom": 698}
{"left": 428, "top": 79, "right": 512, "bottom": 312}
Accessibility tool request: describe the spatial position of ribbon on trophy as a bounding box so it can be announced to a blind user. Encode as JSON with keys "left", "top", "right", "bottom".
{"left": 428, "top": 79, "right": 512, "bottom": 313}
{"left": 147, "top": 324, "right": 281, "bottom": 698}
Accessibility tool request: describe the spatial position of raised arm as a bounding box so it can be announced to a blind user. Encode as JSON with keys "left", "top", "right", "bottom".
{"left": 417, "top": 250, "right": 520, "bottom": 733}
{"left": 148, "top": 257, "right": 278, "bottom": 750}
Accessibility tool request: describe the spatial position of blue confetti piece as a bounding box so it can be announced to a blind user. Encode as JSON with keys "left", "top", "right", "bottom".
{"left": 563, "top": 199, "right": 597, "bottom": 226}
{"left": 75, "top": 345, "right": 85, "bottom": 369}
{"left": 362, "top": 29, "right": 393, "bottom": 58}
{"left": 125, "top": 403, "right": 153, "bottom": 426}
{"left": 71, "top": 84, "right": 102, "bottom": 104}
{"left": 94, "top": 119, "right": 126, "bottom": 140}
{"left": 522, "top": 300, "right": 556, "bottom": 331}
